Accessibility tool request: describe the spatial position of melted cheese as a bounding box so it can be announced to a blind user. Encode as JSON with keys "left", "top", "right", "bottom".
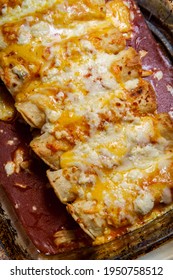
{"left": 0, "top": 87, "right": 15, "bottom": 121}
{"left": 48, "top": 114, "right": 173, "bottom": 243}
{"left": 0, "top": 0, "right": 57, "bottom": 25}
{"left": 0, "top": 0, "right": 133, "bottom": 119}
{"left": 106, "top": 0, "right": 131, "bottom": 34}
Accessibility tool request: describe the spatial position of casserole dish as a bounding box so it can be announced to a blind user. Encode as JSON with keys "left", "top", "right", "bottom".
{"left": 0, "top": 0, "right": 173, "bottom": 259}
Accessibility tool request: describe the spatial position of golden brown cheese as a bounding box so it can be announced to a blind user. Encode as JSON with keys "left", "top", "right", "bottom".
{"left": 0, "top": 0, "right": 23, "bottom": 12}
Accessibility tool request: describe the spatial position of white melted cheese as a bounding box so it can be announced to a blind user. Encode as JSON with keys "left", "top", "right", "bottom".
{"left": 60, "top": 115, "right": 172, "bottom": 215}
{"left": 18, "top": 24, "right": 32, "bottom": 45}
{"left": 60, "top": 117, "right": 164, "bottom": 171}
{"left": 0, "top": 0, "right": 57, "bottom": 25}
{"left": 4, "top": 161, "right": 15, "bottom": 176}
{"left": 42, "top": 51, "right": 118, "bottom": 91}
{"left": 134, "top": 192, "right": 154, "bottom": 215}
